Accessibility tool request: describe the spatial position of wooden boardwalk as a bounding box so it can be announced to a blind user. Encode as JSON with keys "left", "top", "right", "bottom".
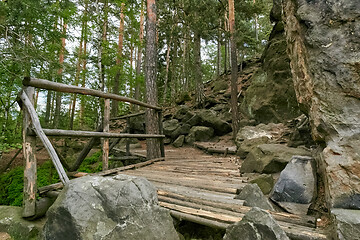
{"left": 122, "top": 145, "right": 328, "bottom": 240}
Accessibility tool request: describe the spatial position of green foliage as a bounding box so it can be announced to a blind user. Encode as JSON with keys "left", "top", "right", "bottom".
{"left": 0, "top": 161, "right": 61, "bottom": 207}
{"left": 78, "top": 151, "right": 102, "bottom": 173}
{"left": 0, "top": 167, "right": 24, "bottom": 206}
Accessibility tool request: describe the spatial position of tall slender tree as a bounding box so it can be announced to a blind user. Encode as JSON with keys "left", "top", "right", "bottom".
{"left": 228, "top": 0, "right": 239, "bottom": 138}
{"left": 145, "top": 0, "right": 161, "bottom": 159}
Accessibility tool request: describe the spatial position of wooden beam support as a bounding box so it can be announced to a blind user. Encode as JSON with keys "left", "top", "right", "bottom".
{"left": 102, "top": 99, "right": 110, "bottom": 170}
{"left": 21, "top": 87, "right": 37, "bottom": 218}
{"left": 37, "top": 129, "right": 165, "bottom": 139}
{"left": 19, "top": 91, "right": 69, "bottom": 185}
{"left": 110, "top": 111, "right": 145, "bottom": 121}
{"left": 23, "top": 77, "right": 161, "bottom": 110}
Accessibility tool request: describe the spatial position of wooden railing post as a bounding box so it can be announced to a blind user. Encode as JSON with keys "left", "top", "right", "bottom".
{"left": 126, "top": 117, "right": 130, "bottom": 156}
{"left": 102, "top": 98, "right": 110, "bottom": 170}
{"left": 158, "top": 111, "right": 165, "bottom": 158}
{"left": 22, "top": 86, "right": 37, "bottom": 218}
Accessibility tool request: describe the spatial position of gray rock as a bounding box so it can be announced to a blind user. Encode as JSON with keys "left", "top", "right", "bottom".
{"left": 239, "top": 19, "right": 301, "bottom": 124}
{"left": 223, "top": 207, "right": 289, "bottom": 240}
{"left": 43, "top": 175, "right": 179, "bottom": 240}
{"left": 0, "top": 206, "right": 45, "bottom": 240}
{"left": 129, "top": 115, "right": 145, "bottom": 134}
{"left": 174, "top": 106, "right": 191, "bottom": 120}
{"left": 237, "top": 136, "right": 270, "bottom": 159}
{"left": 240, "top": 144, "right": 311, "bottom": 174}
{"left": 332, "top": 208, "right": 360, "bottom": 240}
{"left": 235, "top": 184, "right": 274, "bottom": 211}
{"left": 250, "top": 174, "right": 275, "bottom": 195}
{"left": 185, "top": 114, "right": 201, "bottom": 126}
{"left": 270, "top": 156, "right": 316, "bottom": 204}
{"left": 185, "top": 126, "right": 214, "bottom": 144}
{"left": 163, "top": 119, "right": 180, "bottom": 137}
{"left": 171, "top": 124, "right": 191, "bottom": 139}
{"left": 197, "top": 110, "right": 232, "bottom": 136}
{"left": 281, "top": 0, "right": 360, "bottom": 208}
{"left": 173, "top": 135, "right": 185, "bottom": 148}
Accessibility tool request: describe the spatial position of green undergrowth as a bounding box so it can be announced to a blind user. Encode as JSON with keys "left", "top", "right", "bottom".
{"left": 78, "top": 151, "right": 102, "bottom": 173}
{"left": 0, "top": 161, "right": 60, "bottom": 207}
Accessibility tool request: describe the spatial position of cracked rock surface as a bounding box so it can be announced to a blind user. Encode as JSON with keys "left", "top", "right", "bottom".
{"left": 42, "top": 175, "right": 179, "bottom": 240}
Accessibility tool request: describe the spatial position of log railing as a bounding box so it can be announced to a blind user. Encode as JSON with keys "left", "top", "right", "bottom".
{"left": 19, "top": 77, "right": 165, "bottom": 218}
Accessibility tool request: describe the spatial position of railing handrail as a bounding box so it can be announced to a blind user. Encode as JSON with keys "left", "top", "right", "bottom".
{"left": 23, "top": 77, "right": 162, "bottom": 111}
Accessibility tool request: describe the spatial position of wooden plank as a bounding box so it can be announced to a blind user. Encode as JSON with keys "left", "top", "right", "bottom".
{"left": 133, "top": 169, "right": 246, "bottom": 184}
{"left": 20, "top": 90, "right": 69, "bottom": 185}
{"left": 110, "top": 111, "right": 145, "bottom": 121}
{"left": 153, "top": 182, "right": 242, "bottom": 205}
{"left": 21, "top": 87, "right": 37, "bottom": 218}
{"left": 102, "top": 99, "right": 110, "bottom": 170}
{"left": 38, "top": 182, "right": 64, "bottom": 195}
{"left": 160, "top": 201, "right": 241, "bottom": 223}
{"left": 98, "top": 157, "right": 165, "bottom": 176}
{"left": 109, "top": 156, "right": 140, "bottom": 161}
{"left": 124, "top": 171, "right": 243, "bottom": 194}
{"left": 23, "top": 77, "right": 161, "bottom": 110}
{"left": 158, "top": 192, "right": 315, "bottom": 228}
{"left": 169, "top": 210, "right": 229, "bottom": 229}
{"left": 148, "top": 165, "right": 241, "bottom": 177}
{"left": 39, "top": 129, "right": 165, "bottom": 139}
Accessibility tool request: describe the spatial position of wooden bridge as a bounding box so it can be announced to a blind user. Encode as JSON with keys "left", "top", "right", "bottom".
{"left": 18, "top": 78, "right": 329, "bottom": 240}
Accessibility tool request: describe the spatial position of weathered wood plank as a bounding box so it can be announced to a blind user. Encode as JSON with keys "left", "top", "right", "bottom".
{"left": 19, "top": 91, "right": 69, "bottom": 185}
{"left": 38, "top": 129, "right": 165, "bottom": 139}
{"left": 169, "top": 210, "right": 229, "bottom": 229}
{"left": 23, "top": 77, "right": 161, "bottom": 110}
{"left": 110, "top": 111, "right": 145, "bottom": 121}
{"left": 102, "top": 99, "right": 110, "bottom": 171}
{"left": 21, "top": 87, "right": 37, "bottom": 218}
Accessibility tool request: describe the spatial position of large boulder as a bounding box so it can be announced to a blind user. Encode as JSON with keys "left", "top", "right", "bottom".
{"left": 250, "top": 174, "right": 275, "bottom": 195}
{"left": 270, "top": 156, "right": 317, "bottom": 214}
{"left": 236, "top": 123, "right": 291, "bottom": 159}
{"left": 235, "top": 184, "right": 274, "bottom": 211}
{"left": 280, "top": 0, "right": 360, "bottom": 209}
{"left": 223, "top": 207, "right": 289, "bottom": 240}
{"left": 185, "top": 126, "right": 214, "bottom": 144}
{"left": 163, "top": 119, "right": 180, "bottom": 137}
{"left": 240, "top": 144, "right": 311, "bottom": 174}
{"left": 197, "top": 110, "right": 232, "bottom": 136}
{"left": 332, "top": 208, "right": 360, "bottom": 240}
{"left": 43, "top": 175, "right": 179, "bottom": 240}
{"left": 240, "top": 17, "right": 301, "bottom": 124}
{"left": 173, "top": 135, "right": 185, "bottom": 148}
{"left": 0, "top": 206, "right": 45, "bottom": 240}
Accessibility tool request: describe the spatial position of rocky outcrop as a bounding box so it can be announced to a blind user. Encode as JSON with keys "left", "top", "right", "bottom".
{"left": 0, "top": 206, "right": 45, "bottom": 240}
{"left": 185, "top": 126, "right": 214, "bottom": 144}
{"left": 240, "top": 13, "right": 301, "bottom": 124}
{"left": 270, "top": 156, "right": 317, "bottom": 215}
{"left": 223, "top": 207, "right": 289, "bottom": 240}
{"left": 235, "top": 184, "right": 274, "bottom": 211}
{"left": 332, "top": 208, "right": 360, "bottom": 240}
{"left": 43, "top": 175, "right": 179, "bottom": 240}
{"left": 280, "top": 0, "right": 360, "bottom": 209}
{"left": 240, "top": 144, "right": 311, "bottom": 174}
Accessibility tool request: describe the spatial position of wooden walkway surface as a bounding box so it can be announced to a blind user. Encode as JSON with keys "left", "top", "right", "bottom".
{"left": 121, "top": 145, "right": 328, "bottom": 240}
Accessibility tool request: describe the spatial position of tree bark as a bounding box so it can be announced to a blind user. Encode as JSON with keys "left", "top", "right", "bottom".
{"left": 112, "top": 2, "right": 125, "bottom": 117}
{"left": 54, "top": 21, "right": 67, "bottom": 129}
{"left": 162, "top": 40, "right": 171, "bottom": 104}
{"left": 145, "top": 0, "right": 161, "bottom": 160}
{"left": 194, "top": 31, "right": 204, "bottom": 107}
{"left": 80, "top": 0, "right": 88, "bottom": 126}
{"left": 134, "top": 1, "right": 145, "bottom": 110}
{"left": 228, "top": 0, "right": 240, "bottom": 139}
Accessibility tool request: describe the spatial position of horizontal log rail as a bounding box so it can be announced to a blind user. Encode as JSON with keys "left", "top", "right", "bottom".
{"left": 110, "top": 111, "right": 145, "bottom": 121}
{"left": 30, "top": 129, "right": 165, "bottom": 138}
{"left": 23, "top": 77, "right": 161, "bottom": 111}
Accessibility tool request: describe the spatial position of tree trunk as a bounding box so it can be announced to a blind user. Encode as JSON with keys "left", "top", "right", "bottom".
{"left": 253, "top": 0, "right": 259, "bottom": 42}
{"left": 228, "top": 0, "right": 240, "bottom": 139}
{"left": 194, "top": 32, "right": 204, "bottom": 107}
{"left": 217, "top": 20, "right": 221, "bottom": 76}
{"left": 145, "top": 0, "right": 161, "bottom": 160}
{"left": 162, "top": 40, "right": 171, "bottom": 104}
{"left": 54, "top": 21, "right": 67, "bottom": 129}
{"left": 44, "top": 90, "right": 52, "bottom": 127}
{"left": 134, "top": 1, "right": 145, "bottom": 110}
{"left": 80, "top": 0, "right": 88, "bottom": 126}
{"left": 112, "top": 2, "right": 125, "bottom": 117}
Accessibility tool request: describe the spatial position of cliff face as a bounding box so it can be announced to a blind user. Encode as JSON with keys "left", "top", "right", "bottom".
{"left": 240, "top": 20, "right": 301, "bottom": 124}
{"left": 279, "top": 0, "right": 360, "bottom": 209}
